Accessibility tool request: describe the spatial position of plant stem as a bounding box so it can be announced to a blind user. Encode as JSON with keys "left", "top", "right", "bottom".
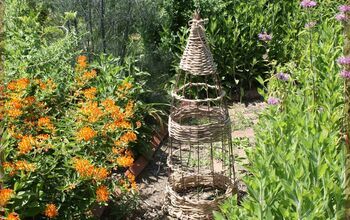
{"left": 307, "top": 10, "right": 316, "bottom": 106}
{"left": 344, "top": 17, "right": 350, "bottom": 219}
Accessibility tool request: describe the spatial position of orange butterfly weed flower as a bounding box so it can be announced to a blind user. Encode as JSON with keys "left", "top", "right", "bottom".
{"left": 112, "top": 147, "right": 124, "bottom": 155}
{"left": 7, "top": 108, "right": 23, "bottom": 118}
{"left": 96, "top": 185, "right": 109, "bottom": 202}
{"left": 8, "top": 98, "right": 23, "bottom": 109}
{"left": 0, "top": 188, "right": 14, "bottom": 207}
{"left": 76, "top": 126, "right": 96, "bottom": 141}
{"left": 115, "top": 121, "right": 132, "bottom": 129}
{"left": 44, "top": 203, "right": 58, "bottom": 218}
{"left": 118, "top": 81, "right": 132, "bottom": 91}
{"left": 76, "top": 55, "right": 88, "bottom": 71}
{"left": 120, "top": 131, "right": 137, "bottom": 143}
{"left": 38, "top": 117, "right": 55, "bottom": 130}
{"left": 125, "top": 173, "right": 137, "bottom": 190}
{"left": 93, "top": 167, "right": 109, "bottom": 181}
{"left": 117, "top": 155, "right": 134, "bottom": 167}
{"left": 7, "top": 212, "right": 20, "bottom": 220}
{"left": 36, "top": 134, "right": 50, "bottom": 141}
{"left": 136, "top": 121, "right": 142, "bottom": 128}
{"left": 82, "top": 69, "right": 97, "bottom": 80}
{"left": 124, "top": 101, "right": 134, "bottom": 117}
{"left": 16, "top": 78, "right": 30, "bottom": 90}
{"left": 83, "top": 87, "right": 97, "bottom": 99}
{"left": 15, "top": 160, "right": 36, "bottom": 172}
{"left": 101, "top": 98, "right": 118, "bottom": 113}
{"left": 18, "top": 135, "right": 35, "bottom": 154}
{"left": 24, "top": 96, "right": 36, "bottom": 106}
{"left": 80, "top": 101, "right": 103, "bottom": 123}
{"left": 2, "top": 162, "right": 16, "bottom": 176}
{"left": 73, "top": 158, "right": 94, "bottom": 178}
{"left": 7, "top": 81, "right": 17, "bottom": 90}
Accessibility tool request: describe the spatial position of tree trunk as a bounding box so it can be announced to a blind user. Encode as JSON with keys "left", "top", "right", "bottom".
{"left": 88, "top": 0, "right": 94, "bottom": 58}
{"left": 100, "top": 0, "right": 106, "bottom": 53}
{"left": 120, "top": 0, "right": 132, "bottom": 63}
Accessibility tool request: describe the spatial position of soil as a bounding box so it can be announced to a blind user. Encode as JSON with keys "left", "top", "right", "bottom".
{"left": 127, "top": 101, "right": 266, "bottom": 220}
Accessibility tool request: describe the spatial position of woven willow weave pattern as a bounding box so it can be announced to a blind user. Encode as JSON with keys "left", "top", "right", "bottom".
{"left": 166, "top": 13, "right": 237, "bottom": 219}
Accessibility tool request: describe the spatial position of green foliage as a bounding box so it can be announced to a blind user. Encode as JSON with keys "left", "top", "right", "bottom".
{"left": 160, "top": 0, "right": 347, "bottom": 93}
{"left": 0, "top": 0, "right": 158, "bottom": 218}
{"left": 216, "top": 8, "right": 346, "bottom": 220}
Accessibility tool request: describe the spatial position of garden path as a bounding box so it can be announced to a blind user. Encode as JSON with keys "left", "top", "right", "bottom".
{"left": 128, "top": 101, "right": 266, "bottom": 220}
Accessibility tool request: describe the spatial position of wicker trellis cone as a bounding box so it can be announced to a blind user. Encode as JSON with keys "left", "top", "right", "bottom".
{"left": 166, "top": 12, "right": 237, "bottom": 219}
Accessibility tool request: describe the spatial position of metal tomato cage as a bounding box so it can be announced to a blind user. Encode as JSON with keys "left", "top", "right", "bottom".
{"left": 166, "top": 12, "right": 237, "bottom": 219}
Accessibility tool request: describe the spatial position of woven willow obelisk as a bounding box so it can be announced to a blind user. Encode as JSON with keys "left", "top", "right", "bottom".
{"left": 166, "top": 12, "right": 237, "bottom": 219}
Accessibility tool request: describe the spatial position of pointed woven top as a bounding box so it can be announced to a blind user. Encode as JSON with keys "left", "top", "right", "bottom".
{"left": 179, "top": 16, "right": 217, "bottom": 76}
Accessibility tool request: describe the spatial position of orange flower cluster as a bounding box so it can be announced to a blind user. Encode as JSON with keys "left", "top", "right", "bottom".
{"left": 18, "top": 135, "right": 35, "bottom": 154}
{"left": 76, "top": 55, "right": 88, "bottom": 72}
{"left": 7, "top": 78, "right": 30, "bottom": 91}
{"left": 80, "top": 102, "right": 103, "bottom": 123}
{"left": 82, "top": 69, "right": 97, "bottom": 81}
{"left": 44, "top": 203, "right": 58, "bottom": 218}
{"left": 36, "top": 134, "right": 50, "bottom": 141}
{"left": 93, "top": 167, "right": 109, "bottom": 181}
{"left": 73, "top": 158, "right": 109, "bottom": 181}
{"left": 3, "top": 160, "right": 36, "bottom": 176}
{"left": 73, "top": 158, "right": 94, "bottom": 178}
{"left": 24, "top": 96, "right": 36, "bottom": 105}
{"left": 116, "top": 155, "right": 134, "bottom": 167}
{"left": 122, "top": 173, "right": 137, "bottom": 191}
{"left": 6, "top": 212, "right": 20, "bottom": 220}
{"left": 96, "top": 185, "right": 109, "bottom": 202}
{"left": 36, "top": 79, "right": 56, "bottom": 91}
{"left": 120, "top": 131, "right": 137, "bottom": 143}
{"left": 38, "top": 117, "right": 55, "bottom": 130}
{"left": 101, "top": 98, "right": 119, "bottom": 114}
{"left": 7, "top": 108, "right": 23, "bottom": 118}
{"left": 124, "top": 101, "right": 134, "bottom": 118}
{"left": 118, "top": 80, "right": 132, "bottom": 92}
{"left": 0, "top": 188, "right": 13, "bottom": 207}
{"left": 83, "top": 87, "right": 97, "bottom": 99}
{"left": 76, "top": 127, "right": 96, "bottom": 142}
{"left": 5, "top": 97, "right": 23, "bottom": 118}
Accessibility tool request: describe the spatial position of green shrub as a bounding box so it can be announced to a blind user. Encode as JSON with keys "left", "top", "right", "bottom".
{"left": 0, "top": 1, "right": 154, "bottom": 219}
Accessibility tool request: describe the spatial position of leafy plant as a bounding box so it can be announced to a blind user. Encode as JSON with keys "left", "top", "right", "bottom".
{"left": 215, "top": 3, "right": 346, "bottom": 219}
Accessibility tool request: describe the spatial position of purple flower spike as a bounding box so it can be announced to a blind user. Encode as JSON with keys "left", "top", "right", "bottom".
{"left": 340, "top": 70, "right": 350, "bottom": 79}
{"left": 339, "top": 5, "right": 350, "bottom": 13}
{"left": 336, "top": 13, "right": 348, "bottom": 21}
{"left": 337, "top": 56, "right": 350, "bottom": 65}
{"left": 275, "top": 72, "right": 290, "bottom": 81}
{"left": 267, "top": 97, "right": 280, "bottom": 105}
{"left": 258, "top": 32, "right": 272, "bottom": 42}
{"left": 300, "top": 0, "right": 317, "bottom": 8}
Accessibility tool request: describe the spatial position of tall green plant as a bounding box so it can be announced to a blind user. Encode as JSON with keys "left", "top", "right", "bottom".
{"left": 215, "top": 3, "right": 346, "bottom": 219}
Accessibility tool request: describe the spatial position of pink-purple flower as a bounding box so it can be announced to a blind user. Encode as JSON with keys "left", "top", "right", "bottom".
{"left": 258, "top": 32, "right": 272, "bottom": 42}
{"left": 336, "top": 13, "right": 348, "bottom": 21}
{"left": 340, "top": 70, "right": 350, "bottom": 79}
{"left": 267, "top": 97, "right": 280, "bottom": 105}
{"left": 337, "top": 56, "right": 350, "bottom": 65}
{"left": 300, "top": 0, "right": 317, "bottom": 8}
{"left": 339, "top": 5, "right": 350, "bottom": 13}
{"left": 275, "top": 72, "right": 290, "bottom": 81}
